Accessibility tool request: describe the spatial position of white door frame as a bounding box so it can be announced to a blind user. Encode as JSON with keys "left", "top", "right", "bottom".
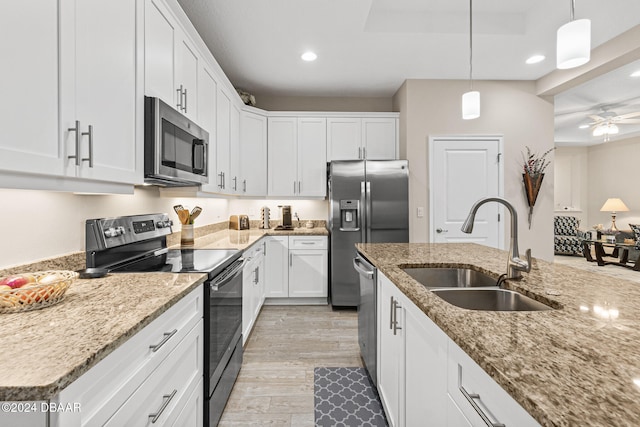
{"left": 428, "top": 135, "right": 505, "bottom": 249}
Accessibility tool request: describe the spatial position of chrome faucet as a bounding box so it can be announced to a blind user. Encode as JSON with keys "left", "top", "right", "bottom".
{"left": 461, "top": 197, "right": 532, "bottom": 280}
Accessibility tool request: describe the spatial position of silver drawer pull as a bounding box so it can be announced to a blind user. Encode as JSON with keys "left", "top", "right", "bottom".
{"left": 300, "top": 242, "right": 315, "bottom": 245}
{"left": 149, "top": 389, "right": 177, "bottom": 423}
{"left": 459, "top": 367, "right": 505, "bottom": 427}
{"left": 149, "top": 329, "right": 177, "bottom": 352}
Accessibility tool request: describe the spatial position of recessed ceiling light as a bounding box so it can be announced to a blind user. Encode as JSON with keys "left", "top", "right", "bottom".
{"left": 301, "top": 51, "right": 317, "bottom": 62}
{"left": 526, "top": 55, "right": 545, "bottom": 65}
{"left": 578, "top": 124, "right": 590, "bottom": 129}
{"left": 631, "top": 70, "right": 640, "bottom": 77}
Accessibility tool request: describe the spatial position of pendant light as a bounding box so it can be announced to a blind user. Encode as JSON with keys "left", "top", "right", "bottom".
{"left": 462, "top": 0, "right": 479, "bottom": 120}
{"left": 556, "top": 0, "right": 591, "bottom": 69}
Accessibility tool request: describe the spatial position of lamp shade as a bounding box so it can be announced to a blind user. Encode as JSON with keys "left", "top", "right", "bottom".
{"left": 556, "top": 18, "right": 591, "bottom": 69}
{"left": 600, "top": 198, "right": 629, "bottom": 212}
{"left": 462, "top": 91, "right": 480, "bottom": 120}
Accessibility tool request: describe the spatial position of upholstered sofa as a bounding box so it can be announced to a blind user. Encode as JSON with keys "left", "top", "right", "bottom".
{"left": 554, "top": 216, "right": 589, "bottom": 256}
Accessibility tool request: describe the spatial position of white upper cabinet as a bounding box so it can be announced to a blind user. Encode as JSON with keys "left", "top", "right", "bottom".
{"left": 268, "top": 117, "right": 327, "bottom": 197}
{"left": 0, "top": 2, "right": 62, "bottom": 177}
{"left": 239, "top": 111, "right": 267, "bottom": 196}
{"left": 327, "top": 116, "right": 398, "bottom": 161}
{"left": 60, "top": 0, "right": 141, "bottom": 184}
{"left": 144, "top": 0, "right": 198, "bottom": 119}
{"left": 228, "top": 104, "right": 241, "bottom": 193}
{"left": 198, "top": 66, "right": 218, "bottom": 193}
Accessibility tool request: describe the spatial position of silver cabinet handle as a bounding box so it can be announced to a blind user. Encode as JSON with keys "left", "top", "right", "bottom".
{"left": 218, "top": 172, "right": 224, "bottom": 189}
{"left": 232, "top": 176, "right": 237, "bottom": 191}
{"left": 68, "top": 120, "right": 81, "bottom": 166}
{"left": 263, "top": 241, "right": 266, "bottom": 256}
{"left": 183, "top": 88, "right": 187, "bottom": 113}
{"left": 436, "top": 228, "right": 449, "bottom": 233}
{"left": 358, "top": 147, "right": 362, "bottom": 159}
{"left": 389, "top": 296, "right": 394, "bottom": 330}
{"left": 81, "top": 124, "right": 93, "bottom": 167}
{"left": 254, "top": 266, "right": 260, "bottom": 284}
{"left": 149, "top": 389, "right": 177, "bottom": 423}
{"left": 362, "top": 147, "right": 366, "bottom": 159}
{"left": 289, "top": 253, "right": 293, "bottom": 267}
{"left": 293, "top": 181, "right": 297, "bottom": 194}
{"left": 459, "top": 366, "right": 505, "bottom": 427}
{"left": 176, "top": 85, "right": 183, "bottom": 111}
{"left": 393, "top": 300, "right": 402, "bottom": 335}
{"left": 298, "top": 181, "right": 302, "bottom": 194}
{"left": 149, "top": 329, "right": 177, "bottom": 352}
{"left": 243, "top": 179, "right": 247, "bottom": 193}
{"left": 223, "top": 172, "right": 226, "bottom": 189}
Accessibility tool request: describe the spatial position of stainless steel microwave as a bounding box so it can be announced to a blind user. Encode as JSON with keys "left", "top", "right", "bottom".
{"left": 144, "top": 96, "right": 209, "bottom": 186}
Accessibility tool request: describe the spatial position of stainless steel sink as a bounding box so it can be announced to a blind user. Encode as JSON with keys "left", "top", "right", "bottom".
{"left": 402, "top": 267, "right": 497, "bottom": 288}
{"left": 431, "top": 288, "right": 553, "bottom": 311}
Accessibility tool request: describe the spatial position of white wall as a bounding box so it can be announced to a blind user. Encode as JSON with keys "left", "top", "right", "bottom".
{"left": 393, "top": 79, "right": 555, "bottom": 261}
{"left": 554, "top": 146, "right": 589, "bottom": 226}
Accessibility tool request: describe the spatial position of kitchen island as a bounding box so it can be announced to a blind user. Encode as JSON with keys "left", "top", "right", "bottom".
{"left": 356, "top": 242, "right": 640, "bottom": 427}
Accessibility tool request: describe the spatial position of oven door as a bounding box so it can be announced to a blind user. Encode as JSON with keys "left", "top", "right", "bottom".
{"left": 205, "top": 258, "right": 244, "bottom": 399}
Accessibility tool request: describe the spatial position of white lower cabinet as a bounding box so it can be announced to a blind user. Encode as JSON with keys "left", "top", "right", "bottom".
{"left": 242, "top": 242, "right": 265, "bottom": 345}
{"left": 377, "top": 272, "right": 540, "bottom": 427}
{"left": 264, "top": 236, "right": 328, "bottom": 302}
{"left": 50, "top": 284, "right": 203, "bottom": 427}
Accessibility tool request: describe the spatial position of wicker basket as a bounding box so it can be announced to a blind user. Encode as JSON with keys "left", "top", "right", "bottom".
{"left": 0, "top": 270, "right": 78, "bottom": 313}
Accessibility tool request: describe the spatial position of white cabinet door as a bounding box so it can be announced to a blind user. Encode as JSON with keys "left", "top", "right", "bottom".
{"left": 60, "top": 0, "right": 140, "bottom": 184}
{"left": 175, "top": 34, "right": 198, "bottom": 120}
{"left": 264, "top": 237, "right": 289, "bottom": 298}
{"left": 239, "top": 111, "right": 267, "bottom": 196}
{"left": 228, "top": 104, "right": 241, "bottom": 193}
{"left": 288, "top": 249, "right": 328, "bottom": 298}
{"left": 297, "top": 118, "right": 327, "bottom": 197}
{"left": 267, "top": 117, "right": 297, "bottom": 197}
{"left": 446, "top": 396, "right": 474, "bottom": 427}
{"left": 215, "top": 87, "right": 232, "bottom": 192}
{"left": 144, "top": 0, "right": 176, "bottom": 106}
{"left": 198, "top": 66, "right": 217, "bottom": 193}
{"left": 327, "top": 118, "right": 361, "bottom": 161}
{"left": 170, "top": 377, "right": 203, "bottom": 427}
{"left": 377, "top": 274, "right": 404, "bottom": 427}
{"left": 362, "top": 118, "right": 397, "bottom": 160}
{"left": 404, "top": 296, "right": 448, "bottom": 426}
{"left": 0, "top": 2, "right": 62, "bottom": 177}
{"left": 242, "top": 257, "right": 257, "bottom": 345}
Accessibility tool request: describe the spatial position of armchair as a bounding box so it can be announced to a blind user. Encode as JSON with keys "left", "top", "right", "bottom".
{"left": 554, "top": 216, "right": 589, "bottom": 256}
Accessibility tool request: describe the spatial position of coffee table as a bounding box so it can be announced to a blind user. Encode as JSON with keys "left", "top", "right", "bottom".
{"left": 581, "top": 239, "right": 640, "bottom": 271}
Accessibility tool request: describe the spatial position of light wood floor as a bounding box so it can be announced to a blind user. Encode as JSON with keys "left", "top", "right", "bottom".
{"left": 218, "top": 305, "right": 362, "bottom": 427}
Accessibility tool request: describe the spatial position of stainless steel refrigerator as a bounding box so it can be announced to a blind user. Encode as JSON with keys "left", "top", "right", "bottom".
{"left": 328, "top": 160, "right": 409, "bottom": 306}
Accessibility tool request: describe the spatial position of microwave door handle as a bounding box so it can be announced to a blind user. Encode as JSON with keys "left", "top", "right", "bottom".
{"left": 192, "top": 139, "right": 206, "bottom": 174}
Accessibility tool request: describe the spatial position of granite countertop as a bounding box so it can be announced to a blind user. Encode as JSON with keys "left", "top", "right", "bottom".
{"left": 0, "top": 272, "right": 206, "bottom": 401}
{"left": 355, "top": 243, "right": 640, "bottom": 427}
{"left": 175, "top": 226, "right": 329, "bottom": 251}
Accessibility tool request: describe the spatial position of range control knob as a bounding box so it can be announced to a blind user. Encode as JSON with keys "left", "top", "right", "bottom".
{"left": 116, "top": 226, "right": 126, "bottom": 236}
{"left": 104, "top": 227, "right": 117, "bottom": 238}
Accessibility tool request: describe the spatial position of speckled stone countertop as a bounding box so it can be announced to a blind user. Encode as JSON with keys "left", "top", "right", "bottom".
{"left": 0, "top": 272, "right": 206, "bottom": 401}
{"left": 356, "top": 243, "right": 640, "bottom": 427}
{"left": 173, "top": 225, "right": 328, "bottom": 251}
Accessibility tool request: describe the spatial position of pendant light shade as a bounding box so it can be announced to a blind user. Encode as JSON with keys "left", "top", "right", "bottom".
{"left": 556, "top": 1, "right": 591, "bottom": 69}
{"left": 462, "top": 91, "right": 480, "bottom": 120}
{"left": 462, "top": 0, "right": 479, "bottom": 120}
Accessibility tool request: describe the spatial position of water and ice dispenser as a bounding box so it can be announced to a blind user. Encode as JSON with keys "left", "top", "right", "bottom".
{"left": 339, "top": 200, "right": 360, "bottom": 231}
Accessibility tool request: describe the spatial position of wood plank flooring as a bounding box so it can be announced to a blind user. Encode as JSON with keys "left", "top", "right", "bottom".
{"left": 218, "top": 305, "right": 362, "bottom": 427}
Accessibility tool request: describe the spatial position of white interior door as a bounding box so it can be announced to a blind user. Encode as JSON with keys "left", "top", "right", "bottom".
{"left": 429, "top": 136, "right": 503, "bottom": 248}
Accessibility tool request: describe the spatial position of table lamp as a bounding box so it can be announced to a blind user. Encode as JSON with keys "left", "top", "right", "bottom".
{"left": 600, "top": 198, "right": 629, "bottom": 232}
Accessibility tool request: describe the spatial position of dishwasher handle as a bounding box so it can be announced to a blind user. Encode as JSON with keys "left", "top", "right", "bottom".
{"left": 353, "top": 255, "right": 375, "bottom": 278}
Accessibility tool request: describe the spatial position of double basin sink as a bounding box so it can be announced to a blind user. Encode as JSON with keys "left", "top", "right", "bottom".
{"left": 402, "top": 267, "right": 552, "bottom": 311}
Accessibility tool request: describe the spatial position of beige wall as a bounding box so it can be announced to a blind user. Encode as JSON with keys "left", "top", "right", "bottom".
{"left": 252, "top": 94, "right": 395, "bottom": 112}
{"left": 393, "top": 79, "right": 555, "bottom": 261}
{"left": 554, "top": 146, "right": 589, "bottom": 226}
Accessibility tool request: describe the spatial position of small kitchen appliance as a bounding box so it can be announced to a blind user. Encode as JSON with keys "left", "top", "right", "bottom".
{"left": 260, "top": 206, "right": 270, "bottom": 229}
{"left": 85, "top": 213, "right": 243, "bottom": 427}
{"left": 229, "top": 215, "right": 250, "bottom": 230}
{"left": 144, "top": 96, "right": 209, "bottom": 186}
{"left": 275, "top": 205, "right": 294, "bottom": 230}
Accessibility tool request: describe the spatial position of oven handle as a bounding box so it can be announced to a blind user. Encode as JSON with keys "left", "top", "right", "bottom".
{"left": 210, "top": 258, "right": 245, "bottom": 291}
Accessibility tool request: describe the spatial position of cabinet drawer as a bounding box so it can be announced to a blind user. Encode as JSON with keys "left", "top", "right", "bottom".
{"left": 289, "top": 236, "right": 327, "bottom": 250}
{"left": 447, "top": 341, "right": 540, "bottom": 427}
{"left": 105, "top": 319, "right": 203, "bottom": 426}
{"left": 56, "top": 285, "right": 203, "bottom": 426}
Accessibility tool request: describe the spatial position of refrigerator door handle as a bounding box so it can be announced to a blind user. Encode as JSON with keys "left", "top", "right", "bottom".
{"left": 366, "top": 181, "right": 372, "bottom": 242}
{"left": 360, "top": 181, "right": 366, "bottom": 243}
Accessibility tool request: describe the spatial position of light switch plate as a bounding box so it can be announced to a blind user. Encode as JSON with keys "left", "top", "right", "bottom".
{"left": 417, "top": 207, "right": 424, "bottom": 218}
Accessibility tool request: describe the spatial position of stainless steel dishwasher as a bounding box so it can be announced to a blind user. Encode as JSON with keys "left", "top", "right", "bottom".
{"left": 353, "top": 253, "right": 377, "bottom": 386}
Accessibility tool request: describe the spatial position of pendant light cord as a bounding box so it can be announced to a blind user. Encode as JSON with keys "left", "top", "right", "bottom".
{"left": 570, "top": 0, "right": 575, "bottom": 21}
{"left": 469, "top": 0, "right": 473, "bottom": 90}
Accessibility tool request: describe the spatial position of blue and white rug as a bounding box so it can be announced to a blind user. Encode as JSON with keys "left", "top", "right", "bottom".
{"left": 314, "top": 367, "right": 388, "bottom": 427}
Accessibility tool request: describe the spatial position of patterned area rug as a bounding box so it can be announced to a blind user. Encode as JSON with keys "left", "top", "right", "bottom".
{"left": 314, "top": 367, "right": 388, "bottom": 427}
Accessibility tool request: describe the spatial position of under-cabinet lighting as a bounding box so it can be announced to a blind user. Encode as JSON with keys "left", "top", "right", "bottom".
{"left": 631, "top": 70, "right": 640, "bottom": 78}
{"left": 525, "top": 55, "right": 545, "bottom": 64}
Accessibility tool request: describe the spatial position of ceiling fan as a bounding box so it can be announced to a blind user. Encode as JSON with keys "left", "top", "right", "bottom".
{"left": 587, "top": 108, "right": 640, "bottom": 140}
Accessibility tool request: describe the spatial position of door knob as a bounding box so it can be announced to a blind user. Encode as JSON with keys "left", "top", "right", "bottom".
{"left": 436, "top": 228, "right": 449, "bottom": 233}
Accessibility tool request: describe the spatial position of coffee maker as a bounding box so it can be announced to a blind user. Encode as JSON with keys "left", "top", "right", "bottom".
{"left": 275, "top": 205, "right": 294, "bottom": 230}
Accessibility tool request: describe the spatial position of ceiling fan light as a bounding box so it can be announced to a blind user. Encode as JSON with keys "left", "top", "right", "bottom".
{"left": 556, "top": 19, "right": 591, "bottom": 69}
{"left": 462, "top": 91, "right": 480, "bottom": 120}
{"left": 608, "top": 124, "right": 619, "bottom": 134}
{"left": 593, "top": 125, "right": 605, "bottom": 137}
